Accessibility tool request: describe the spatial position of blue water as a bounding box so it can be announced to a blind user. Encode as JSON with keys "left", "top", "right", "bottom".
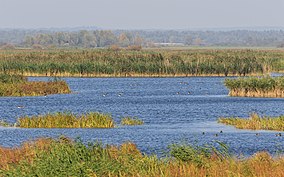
{"left": 1, "top": 77, "right": 284, "bottom": 156}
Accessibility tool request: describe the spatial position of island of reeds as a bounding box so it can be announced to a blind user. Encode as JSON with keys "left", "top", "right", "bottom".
{"left": 218, "top": 113, "right": 284, "bottom": 131}
{"left": 1, "top": 137, "right": 284, "bottom": 177}
{"left": 17, "top": 112, "right": 115, "bottom": 128}
{"left": 121, "top": 117, "right": 144, "bottom": 125}
{"left": 224, "top": 76, "right": 284, "bottom": 97}
{"left": 0, "top": 49, "right": 283, "bottom": 77}
{"left": 0, "top": 74, "right": 71, "bottom": 97}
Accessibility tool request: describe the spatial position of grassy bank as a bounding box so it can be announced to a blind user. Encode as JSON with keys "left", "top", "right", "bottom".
{"left": 17, "top": 112, "right": 115, "bottom": 128}
{"left": 1, "top": 137, "right": 284, "bottom": 177}
{"left": 0, "top": 49, "right": 283, "bottom": 77}
{"left": 218, "top": 113, "right": 284, "bottom": 131}
{"left": 0, "top": 74, "right": 71, "bottom": 97}
{"left": 224, "top": 76, "right": 284, "bottom": 97}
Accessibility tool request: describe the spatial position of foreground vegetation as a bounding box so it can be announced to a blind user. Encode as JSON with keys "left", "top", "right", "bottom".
{"left": 17, "top": 112, "right": 115, "bottom": 128}
{"left": 0, "top": 74, "right": 71, "bottom": 97}
{"left": 219, "top": 113, "right": 284, "bottom": 131}
{"left": 0, "top": 49, "right": 283, "bottom": 77}
{"left": 0, "top": 137, "right": 284, "bottom": 177}
{"left": 224, "top": 76, "right": 284, "bottom": 97}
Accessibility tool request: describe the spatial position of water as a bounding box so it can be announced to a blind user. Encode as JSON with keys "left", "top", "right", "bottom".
{"left": 1, "top": 77, "right": 284, "bottom": 156}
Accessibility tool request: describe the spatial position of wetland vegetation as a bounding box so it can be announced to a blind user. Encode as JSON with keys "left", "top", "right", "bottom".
{"left": 0, "top": 74, "right": 71, "bottom": 97}
{"left": 1, "top": 137, "right": 284, "bottom": 177}
{"left": 218, "top": 113, "right": 284, "bottom": 131}
{"left": 224, "top": 76, "right": 284, "bottom": 97}
{"left": 17, "top": 112, "right": 115, "bottom": 128}
{"left": 0, "top": 49, "right": 283, "bottom": 77}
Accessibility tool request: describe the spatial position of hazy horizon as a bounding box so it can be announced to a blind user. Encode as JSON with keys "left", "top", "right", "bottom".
{"left": 1, "top": 0, "right": 284, "bottom": 30}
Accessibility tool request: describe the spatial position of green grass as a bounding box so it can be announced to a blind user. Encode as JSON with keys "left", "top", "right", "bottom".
{"left": 17, "top": 112, "right": 115, "bottom": 128}
{"left": 1, "top": 137, "right": 284, "bottom": 177}
{"left": 224, "top": 76, "right": 284, "bottom": 97}
{"left": 218, "top": 113, "right": 284, "bottom": 131}
{"left": 120, "top": 117, "right": 144, "bottom": 125}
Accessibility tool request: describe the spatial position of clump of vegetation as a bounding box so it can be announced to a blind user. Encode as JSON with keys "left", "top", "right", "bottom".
{"left": 224, "top": 76, "right": 284, "bottom": 97}
{"left": 121, "top": 117, "right": 144, "bottom": 126}
{"left": 17, "top": 112, "right": 115, "bottom": 128}
{"left": 0, "top": 49, "right": 283, "bottom": 77}
{"left": 218, "top": 113, "right": 284, "bottom": 131}
{"left": 0, "top": 74, "right": 71, "bottom": 97}
{"left": 0, "top": 120, "right": 13, "bottom": 127}
{"left": 1, "top": 137, "right": 284, "bottom": 177}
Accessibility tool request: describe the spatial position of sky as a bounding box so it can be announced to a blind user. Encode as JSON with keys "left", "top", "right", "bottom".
{"left": 1, "top": 0, "right": 284, "bottom": 29}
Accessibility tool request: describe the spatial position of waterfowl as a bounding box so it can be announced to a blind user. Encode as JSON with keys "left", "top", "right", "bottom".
{"left": 17, "top": 106, "right": 24, "bottom": 109}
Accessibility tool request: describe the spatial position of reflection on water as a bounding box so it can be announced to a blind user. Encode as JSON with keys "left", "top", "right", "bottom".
{"left": 0, "top": 77, "right": 284, "bottom": 155}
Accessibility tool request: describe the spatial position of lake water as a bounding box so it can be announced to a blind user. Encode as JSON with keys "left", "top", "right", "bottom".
{"left": 1, "top": 77, "right": 284, "bottom": 156}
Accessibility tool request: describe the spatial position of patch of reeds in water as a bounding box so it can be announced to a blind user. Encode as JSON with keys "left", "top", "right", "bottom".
{"left": 1, "top": 137, "right": 284, "bottom": 177}
{"left": 218, "top": 113, "right": 284, "bottom": 131}
{"left": 0, "top": 74, "right": 71, "bottom": 97}
{"left": 120, "top": 117, "right": 144, "bottom": 126}
{"left": 224, "top": 76, "right": 284, "bottom": 97}
{"left": 17, "top": 112, "right": 115, "bottom": 128}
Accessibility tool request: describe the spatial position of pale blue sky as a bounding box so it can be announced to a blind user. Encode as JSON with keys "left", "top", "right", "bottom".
{"left": 1, "top": 0, "right": 284, "bottom": 29}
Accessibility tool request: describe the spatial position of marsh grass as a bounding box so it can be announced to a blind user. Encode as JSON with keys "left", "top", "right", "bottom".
{"left": 224, "top": 76, "right": 284, "bottom": 97}
{"left": 218, "top": 113, "right": 284, "bottom": 131}
{"left": 17, "top": 112, "right": 115, "bottom": 128}
{"left": 1, "top": 137, "right": 284, "bottom": 177}
{"left": 120, "top": 117, "right": 144, "bottom": 126}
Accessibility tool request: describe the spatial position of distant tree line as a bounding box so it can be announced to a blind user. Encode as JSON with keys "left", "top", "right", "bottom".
{"left": 1, "top": 29, "right": 284, "bottom": 48}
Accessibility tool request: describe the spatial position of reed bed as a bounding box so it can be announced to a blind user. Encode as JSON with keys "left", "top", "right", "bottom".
{"left": 0, "top": 74, "right": 71, "bottom": 97}
{"left": 218, "top": 113, "right": 284, "bottom": 131}
{"left": 1, "top": 137, "right": 284, "bottom": 177}
{"left": 17, "top": 112, "right": 115, "bottom": 128}
{"left": 224, "top": 76, "right": 284, "bottom": 97}
{"left": 0, "top": 49, "right": 283, "bottom": 77}
{"left": 120, "top": 117, "right": 144, "bottom": 125}
{"left": 0, "top": 80, "right": 71, "bottom": 97}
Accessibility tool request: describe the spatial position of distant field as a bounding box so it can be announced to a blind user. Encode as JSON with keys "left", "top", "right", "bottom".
{"left": 0, "top": 48, "right": 283, "bottom": 77}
